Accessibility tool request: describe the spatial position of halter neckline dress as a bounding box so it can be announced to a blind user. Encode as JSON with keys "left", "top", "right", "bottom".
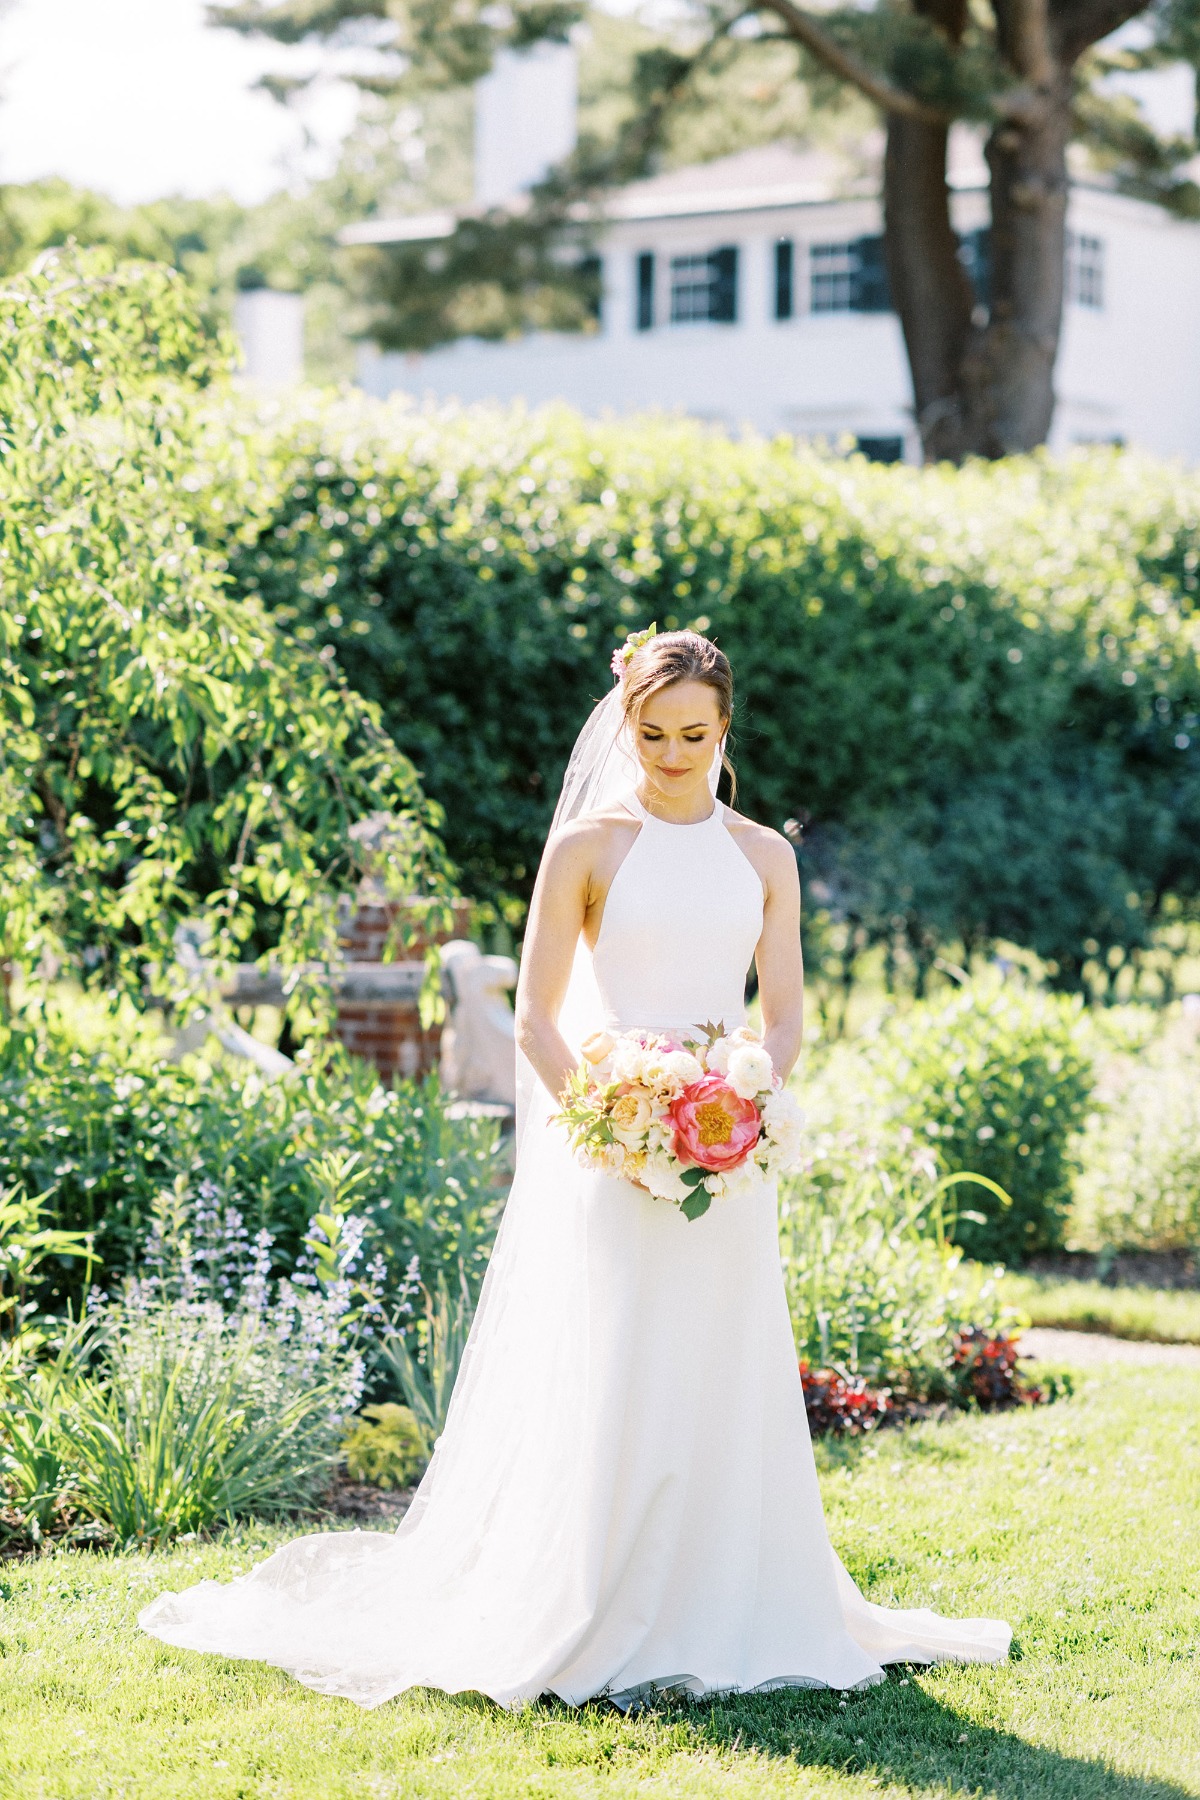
{"left": 140, "top": 793, "right": 1011, "bottom": 1707}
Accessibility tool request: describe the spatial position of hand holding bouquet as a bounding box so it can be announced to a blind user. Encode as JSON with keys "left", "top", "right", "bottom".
{"left": 554, "top": 1022, "right": 804, "bottom": 1221}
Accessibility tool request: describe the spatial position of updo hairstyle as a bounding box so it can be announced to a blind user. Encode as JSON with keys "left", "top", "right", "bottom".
{"left": 618, "top": 630, "right": 736, "bottom": 799}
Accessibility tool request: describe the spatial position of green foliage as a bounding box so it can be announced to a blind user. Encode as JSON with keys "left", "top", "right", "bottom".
{"left": 0, "top": 249, "right": 451, "bottom": 1016}
{"left": 377, "top": 1264, "right": 476, "bottom": 1449}
{"left": 60, "top": 1304, "right": 354, "bottom": 1545}
{"left": 205, "top": 401, "right": 1200, "bottom": 989}
{"left": 0, "top": 1183, "right": 94, "bottom": 1355}
{"left": 867, "top": 982, "right": 1095, "bottom": 1263}
{"left": 779, "top": 1139, "right": 1017, "bottom": 1395}
{"left": 0, "top": 1324, "right": 91, "bottom": 1539}
{"left": 1071, "top": 1009, "right": 1200, "bottom": 1252}
{"left": 342, "top": 1401, "right": 428, "bottom": 1488}
{"left": 0, "top": 1010, "right": 504, "bottom": 1299}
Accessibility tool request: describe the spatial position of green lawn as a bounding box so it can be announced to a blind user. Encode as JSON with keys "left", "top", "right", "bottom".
{"left": 1, "top": 1365, "right": 1197, "bottom": 1800}
{"left": 1002, "top": 1274, "right": 1200, "bottom": 1345}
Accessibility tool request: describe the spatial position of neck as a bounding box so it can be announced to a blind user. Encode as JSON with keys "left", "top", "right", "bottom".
{"left": 636, "top": 781, "right": 717, "bottom": 824}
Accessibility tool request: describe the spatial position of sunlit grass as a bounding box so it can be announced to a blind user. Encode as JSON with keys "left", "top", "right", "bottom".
{"left": 1003, "top": 1272, "right": 1200, "bottom": 1344}
{"left": 1, "top": 1364, "right": 1197, "bottom": 1799}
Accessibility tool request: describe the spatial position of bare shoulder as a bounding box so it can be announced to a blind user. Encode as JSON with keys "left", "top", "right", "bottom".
{"left": 723, "top": 809, "right": 799, "bottom": 896}
{"left": 539, "top": 806, "right": 639, "bottom": 881}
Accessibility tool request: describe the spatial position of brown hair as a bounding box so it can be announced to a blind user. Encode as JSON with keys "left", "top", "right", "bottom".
{"left": 619, "top": 630, "right": 736, "bottom": 800}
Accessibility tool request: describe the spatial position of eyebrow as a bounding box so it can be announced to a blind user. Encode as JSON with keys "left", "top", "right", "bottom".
{"left": 641, "top": 721, "right": 712, "bottom": 731}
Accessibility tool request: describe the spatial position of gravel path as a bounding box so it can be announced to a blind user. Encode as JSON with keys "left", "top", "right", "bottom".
{"left": 1020, "top": 1326, "right": 1200, "bottom": 1367}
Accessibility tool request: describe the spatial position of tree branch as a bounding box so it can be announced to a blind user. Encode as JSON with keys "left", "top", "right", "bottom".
{"left": 1049, "top": 0, "right": 1152, "bottom": 68}
{"left": 754, "top": 0, "right": 954, "bottom": 122}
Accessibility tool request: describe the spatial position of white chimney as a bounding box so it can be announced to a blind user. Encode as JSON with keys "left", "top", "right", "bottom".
{"left": 474, "top": 41, "right": 577, "bottom": 210}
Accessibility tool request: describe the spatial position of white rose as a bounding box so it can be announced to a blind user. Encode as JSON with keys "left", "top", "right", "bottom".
{"left": 599, "top": 1141, "right": 630, "bottom": 1175}
{"left": 726, "top": 1043, "right": 774, "bottom": 1099}
{"left": 704, "top": 1036, "right": 734, "bottom": 1075}
{"left": 641, "top": 1153, "right": 692, "bottom": 1203}
{"left": 607, "top": 1087, "right": 654, "bottom": 1147}
{"left": 731, "top": 1025, "right": 763, "bottom": 1044}
{"left": 641, "top": 1048, "right": 701, "bottom": 1097}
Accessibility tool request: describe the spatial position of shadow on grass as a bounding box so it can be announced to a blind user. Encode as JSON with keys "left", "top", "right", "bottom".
{"left": 529, "top": 1675, "right": 1188, "bottom": 1800}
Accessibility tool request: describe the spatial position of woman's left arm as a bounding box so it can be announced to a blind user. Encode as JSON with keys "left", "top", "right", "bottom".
{"left": 753, "top": 832, "right": 805, "bottom": 1083}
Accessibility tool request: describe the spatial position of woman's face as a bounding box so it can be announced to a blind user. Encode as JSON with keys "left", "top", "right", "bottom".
{"left": 633, "top": 679, "right": 726, "bottom": 807}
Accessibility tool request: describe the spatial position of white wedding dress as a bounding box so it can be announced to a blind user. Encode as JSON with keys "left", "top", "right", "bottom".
{"left": 140, "top": 791, "right": 1011, "bottom": 1707}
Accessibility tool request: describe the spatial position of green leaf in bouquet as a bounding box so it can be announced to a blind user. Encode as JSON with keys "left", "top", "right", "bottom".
{"left": 680, "top": 1187, "right": 712, "bottom": 1223}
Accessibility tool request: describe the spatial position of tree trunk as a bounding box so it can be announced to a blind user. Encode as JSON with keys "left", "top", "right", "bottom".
{"left": 883, "top": 116, "right": 978, "bottom": 461}
{"left": 883, "top": 83, "right": 1070, "bottom": 460}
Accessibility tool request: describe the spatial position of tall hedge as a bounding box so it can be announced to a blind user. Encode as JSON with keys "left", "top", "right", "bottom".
{"left": 200, "top": 399, "right": 1200, "bottom": 987}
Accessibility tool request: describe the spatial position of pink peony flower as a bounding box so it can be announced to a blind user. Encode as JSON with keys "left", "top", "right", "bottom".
{"left": 667, "top": 1074, "right": 761, "bottom": 1173}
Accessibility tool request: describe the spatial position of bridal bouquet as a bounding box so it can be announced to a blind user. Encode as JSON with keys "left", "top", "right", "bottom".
{"left": 555, "top": 1022, "right": 804, "bottom": 1221}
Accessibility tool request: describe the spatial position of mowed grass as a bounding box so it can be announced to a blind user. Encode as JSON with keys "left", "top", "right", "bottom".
{"left": 1, "top": 1365, "right": 1197, "bottom": 1800}
{"left": 1002, "top": 1273, "right": 1200, "bottom": 1345}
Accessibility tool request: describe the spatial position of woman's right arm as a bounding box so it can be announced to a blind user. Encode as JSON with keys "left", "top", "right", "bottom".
{"left": 514, "top": 824, "right": 594, "bottom": 1102}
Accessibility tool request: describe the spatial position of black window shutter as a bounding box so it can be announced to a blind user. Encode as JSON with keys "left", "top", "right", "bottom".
{"left": 851, "top": 236, "right": 892, "bottom": 312}
{"left": 579, "top": 253, "right": 603, "bottom": 322}
{"left": 709, "top": 245, "right": 738, "bottom": 322}
{"left": 774, "top": 239, "right": 794, "bottom": 320}
{"left": 957, "top": 227, "right": 992, "bottom": 307}
{"left": 636, "top": 252, "right": 654, "bottom": 330}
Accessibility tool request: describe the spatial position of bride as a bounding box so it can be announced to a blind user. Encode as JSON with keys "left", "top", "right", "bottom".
{"left": 140, "top": 628, "right": 1011, "bottom": 1708}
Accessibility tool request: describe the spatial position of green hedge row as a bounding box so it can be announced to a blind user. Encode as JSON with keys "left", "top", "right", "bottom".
{"left": 200, "top": 399, "right": 1200, "bottom": 985}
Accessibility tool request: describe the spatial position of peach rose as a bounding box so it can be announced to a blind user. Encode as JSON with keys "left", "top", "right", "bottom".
{"left": 581, "top": 1031, "right": 616, "bottom": 1065}
{"left": 667, "top": 1074, "right": 761, "bottom": 1173}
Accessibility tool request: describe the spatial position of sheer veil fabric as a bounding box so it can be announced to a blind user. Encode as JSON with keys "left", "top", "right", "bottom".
{"left": 139, "top": 687, "right": 1012, "bottom": 1709}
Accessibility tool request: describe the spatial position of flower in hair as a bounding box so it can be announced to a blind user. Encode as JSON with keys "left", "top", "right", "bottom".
{"left": 610, "top": 622, "right": 658, "bottom": 680}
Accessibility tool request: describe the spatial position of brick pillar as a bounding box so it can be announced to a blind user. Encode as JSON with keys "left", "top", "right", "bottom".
{"left": 333, "top": 890, "right": 472, "bottom": 1086}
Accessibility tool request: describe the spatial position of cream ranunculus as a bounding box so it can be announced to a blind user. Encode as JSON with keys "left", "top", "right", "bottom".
{"left": 726, "top": 1042, "right": 774, "bottom": 1100}
{"left": 662, "top": 1049, "right": 704, "bottom": 1087}
{"left": 705, "top": 1036, "right": 734, "bottom": 1075}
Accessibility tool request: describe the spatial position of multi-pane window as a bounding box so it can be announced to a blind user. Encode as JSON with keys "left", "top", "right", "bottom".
{"left": 670, "top": 254, "right": 716, "bottom": 322}
{"left": 810, "top": 241, "right": 856, "bottom": 312}
{"left": 809, "top": 237, "right": 892, "bottom": 313}
{"left": 668, "top": 247, "right": 739, "bottom": 324}
{"left": 774, "top": 238, "right": 794, "bottom": 319}
{"left": 1067, "top": 232, "right": 1104, "bottom": 309}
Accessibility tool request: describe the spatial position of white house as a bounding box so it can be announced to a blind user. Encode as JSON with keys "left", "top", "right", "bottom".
{"left": 346, "top": 96, "right": 1200, "bottom": 461}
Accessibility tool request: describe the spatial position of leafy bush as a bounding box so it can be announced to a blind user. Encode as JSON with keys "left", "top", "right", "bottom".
{"left": 200, "top": 397, "right": 1200, "bottom": 987}
{"left": 0, "top": 1010, "right": 504, "bottom": 1301}
{"left": 778, "top": 1133, "right": 1018, "bottom": 1397}
{"left": 342, "top": 1402, "right": 427, "bottom": 1489}
{"left": 1072, "top": 1010, "right": 1200, "bottom": 1252}
{"left": 0, "top": 249, "right": 450, "bottom": 1012}
{"left": 867, "top": 981, "right": 1095, "bottom": 1262}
